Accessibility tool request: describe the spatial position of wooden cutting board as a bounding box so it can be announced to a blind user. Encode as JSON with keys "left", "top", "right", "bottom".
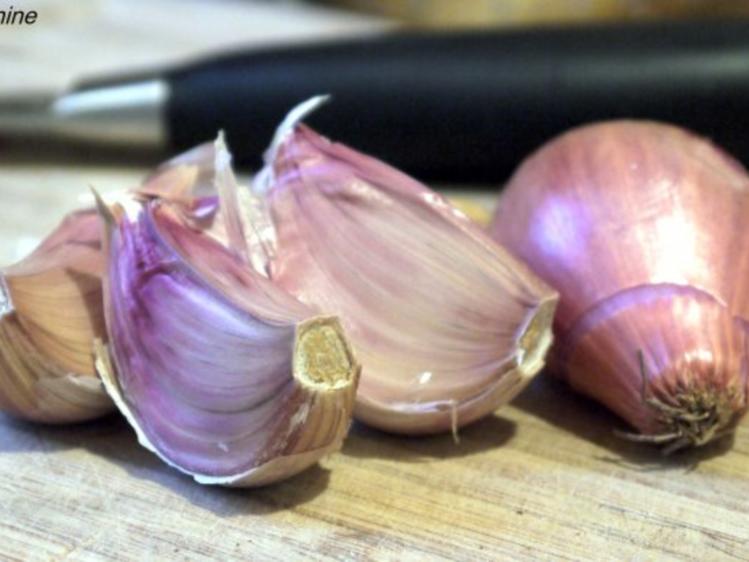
{"left": 2, "top": 375, "right": 748, "bottom": 561}
{"left": 1, "top": 2, "right": 748, "bottom": 560}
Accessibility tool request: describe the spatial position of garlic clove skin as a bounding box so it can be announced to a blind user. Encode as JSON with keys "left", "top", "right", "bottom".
{"left": 0, "top": 139, "right": 226, "bottom": 425}
{"left": 490, "top": 121, "right": 749, "bottom": 450}
{"left": 95, "top": 142, "right": 359, "bottom": 487}
{"left": 137, "top": 140, "right": 219, "bottom": 204}
{"left": 257, "top": 99, "right": 558, "bottom": 435}
{"left": 0, "top": 209, "right": 113, "bottom": 423}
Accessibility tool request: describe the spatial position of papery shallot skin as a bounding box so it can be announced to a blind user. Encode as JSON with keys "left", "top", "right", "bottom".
{"left": 95, "top": 141, "right": 359, "bottom": 487}
{"left": 490, "top": 121, "right": 749, "bottom": 450}
{"left": 0, "top": 209, "right": 113, "bottom": 423}
{"left": 258, "top": 107, "right": 558, "bottom": 436}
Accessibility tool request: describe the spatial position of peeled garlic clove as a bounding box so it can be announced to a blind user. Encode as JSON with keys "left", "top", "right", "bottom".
{"left": 96, "top": 141, "right": 359, "bottom": 486}
{"left": 0, "top": 209, "right": 113, "bottom": 423}
{"left": 490, "top": 121, "right": 749, "bottom": 451}
{"left": 256, "top": 99, "right": 558, "bottom": 435}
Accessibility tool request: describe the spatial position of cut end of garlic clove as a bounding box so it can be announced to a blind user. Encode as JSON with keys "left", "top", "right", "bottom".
{"left": 517, "top": 296, "right": 557, "bottom": 376}
{"left": 294, "top": 316, "right": 359, "bottom": 392}
{"left": 200, "top": 339, "right": 359, "bottom": 488}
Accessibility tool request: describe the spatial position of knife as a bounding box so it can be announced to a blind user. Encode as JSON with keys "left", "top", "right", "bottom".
{"left": 2, "top": 19, "right": 749, "bottom": 183}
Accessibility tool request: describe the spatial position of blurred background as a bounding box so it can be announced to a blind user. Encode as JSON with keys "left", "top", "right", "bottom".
{"left": 2, "top": 0, "right": 749, "bottom": 265}
{"left": 5, "top": 0, "right": 749, "bottom": 92}
{"left": 322, "top": 0, "right": 749, "bottom": 27}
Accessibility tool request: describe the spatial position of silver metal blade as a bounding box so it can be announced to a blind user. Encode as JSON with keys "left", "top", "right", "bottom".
{"left": 0, "top": 80, "right": 169, "bottom": 149}
{"left": 0, "top": 92, "right": 57, "bottom": 137}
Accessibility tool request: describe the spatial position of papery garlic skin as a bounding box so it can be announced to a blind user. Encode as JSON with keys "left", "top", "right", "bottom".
{"left": 490, "top": 121, "right": 749, "bottom": 451}
{"left": 96, "top": 142, "right": 359, "bottom": 486}
{"left": 257, "top": 102, "right": 558, "bottom": 435}
{"left": 0, "top": 209, "right": 113, "bottom": 423}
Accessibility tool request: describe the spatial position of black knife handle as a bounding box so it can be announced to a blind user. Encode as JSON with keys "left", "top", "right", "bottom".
{"left": 167, "top": 20, "right": 749, "bottom": 184}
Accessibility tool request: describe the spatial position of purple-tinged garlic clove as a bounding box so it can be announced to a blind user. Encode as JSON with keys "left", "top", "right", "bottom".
{"left": 95, "top": 138, "right": 359, "bottom": 486}
{"left": 0, "top": 137, "right": 237, "bottom": 425}
{"left": 256, "top": 98, "right": 558, "bottom": 436}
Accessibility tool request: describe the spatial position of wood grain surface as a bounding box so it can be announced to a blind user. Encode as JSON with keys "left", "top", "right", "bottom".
{"left": 0, "top": 2, "right": 748, "bottom": 561}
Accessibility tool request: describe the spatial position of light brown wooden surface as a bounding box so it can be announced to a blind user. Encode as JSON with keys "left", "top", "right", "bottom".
{"left": 1, "top": 2, "right": 748, "bottom": 561}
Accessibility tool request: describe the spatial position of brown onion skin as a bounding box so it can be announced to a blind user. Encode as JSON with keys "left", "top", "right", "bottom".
{"left": 490, "top": 121, "right": 749, "bottom": 451}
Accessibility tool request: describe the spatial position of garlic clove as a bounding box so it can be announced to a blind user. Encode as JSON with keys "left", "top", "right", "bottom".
{"left": 95, "top": 140, "right": 359, "bottom": 486}
{"left": 490, "top": 121, "right": 749, "bottom": 450}
{"left": 0, "top": 209, "right": 113, "bottom": 423}
{"left": 0, "top": 138, "right": 233, "bottom": 426}
{"left": 256, "top": 99, "right": 558, "bottom": 435}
